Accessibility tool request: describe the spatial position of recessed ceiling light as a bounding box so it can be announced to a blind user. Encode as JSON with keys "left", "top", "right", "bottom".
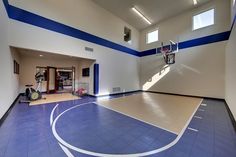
{"left": 193, "top": 0, "right": 198, "bottom": 5}
{"left": 39, "top": 55, "right": 43, "bottom": 57}
{"left": 132, "top": 7, "right": 152, "bottom": 25}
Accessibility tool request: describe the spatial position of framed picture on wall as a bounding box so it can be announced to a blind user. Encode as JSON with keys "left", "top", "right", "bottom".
{"left": 14, "top": 60, "right": 20, "bottom": 74}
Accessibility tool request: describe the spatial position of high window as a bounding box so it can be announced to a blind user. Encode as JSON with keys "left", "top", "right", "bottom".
{"left": 193, "top": 9, "right": 215, "bottom": 30}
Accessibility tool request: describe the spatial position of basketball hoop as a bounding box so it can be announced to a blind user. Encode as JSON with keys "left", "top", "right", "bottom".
{"left": 160, "top": 41, "right": 177, "bottom": 65}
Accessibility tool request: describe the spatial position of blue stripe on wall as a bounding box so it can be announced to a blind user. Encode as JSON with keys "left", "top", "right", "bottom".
{"left": 179, "top": 31, "right": 230, "bottom": 49}
{"left": 2, "top": 0, "right": 233, "bottom": 58}
{"left": 93, "top": 64, "right": 99, "bottom": 95}
{"left": 2, "top": 0, "right": 9, "bottom": 15}
{"left": 4, "top": 2, "right": 139, "bottom": 57}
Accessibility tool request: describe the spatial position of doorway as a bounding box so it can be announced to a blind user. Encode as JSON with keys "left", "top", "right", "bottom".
{"left": 56, "top": 67, "right": 75, "bottom": 93}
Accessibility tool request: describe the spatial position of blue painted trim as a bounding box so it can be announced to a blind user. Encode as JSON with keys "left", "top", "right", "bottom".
{"left": 4, "top": 1, "right": 139, "bottom": 57}
{"left": 179, "top": 31, "right": 230, "bottom": 49}
{"left": 93, "top": 64, "right": 99, "bottom": 95}
{"left": 139, "top": 31, "right": 231, "bottom": 57}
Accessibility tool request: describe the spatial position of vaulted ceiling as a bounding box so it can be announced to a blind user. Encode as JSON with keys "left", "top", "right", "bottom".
{"left": 92, "top": 0, "right": 211, "bottom": 30}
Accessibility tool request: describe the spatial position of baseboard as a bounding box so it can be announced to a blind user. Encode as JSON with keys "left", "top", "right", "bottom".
{"left": 0, "top": 93, "right": 21, "bottom": 127}
{"left": 144, "top": 90, "right": 224, "bottom": 101}
{"left": 224, "top": 100, "right": 236, "bottom": 132}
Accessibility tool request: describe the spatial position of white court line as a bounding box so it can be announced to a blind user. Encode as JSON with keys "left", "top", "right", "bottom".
{"left": 59, "top": 143, "right": 75, "bottom": 157}
{"left": 187, "top": 127, "right": 199, "bottom": 132}
{"left": 51, "top": 99, "right": 203, "bottom": 157}
{"left": 194, "top": 116, "right": 202, "bottom": 119}
{"left": 50, "top": 104, "right": 59, "bottom": 126}
{"left": 198, "top": 109, "right": 205, "bottom": 112}
{"left": 95, "top": 103, "right": 177, "bottom": 135}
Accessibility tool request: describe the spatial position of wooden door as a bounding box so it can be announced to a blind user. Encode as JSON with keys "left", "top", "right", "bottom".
{"left": 47, "top": 67, "right": 57, "bottom": 94}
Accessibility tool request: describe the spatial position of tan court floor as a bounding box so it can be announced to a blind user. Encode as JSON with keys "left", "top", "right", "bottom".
{"left": 29, "top": 93, "right": 80, "bottom": 106}
{"left": 97, "top": 93, "right": 202, "bottom": 135}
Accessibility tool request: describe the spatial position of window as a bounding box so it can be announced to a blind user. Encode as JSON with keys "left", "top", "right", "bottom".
{"left": 146, "top": 29, "right": 158, "bottom": 44}
{"left": 233, "top": 0, "right": 235, "bottom": 6}
{"left": 36, "top": 67, "right": 47, "bottom": 81}
{"left": 193, "top": 9, "right": 214, "bottom": 30}
{"left": 124, "top": 27, "right": 131, "bottom": 44}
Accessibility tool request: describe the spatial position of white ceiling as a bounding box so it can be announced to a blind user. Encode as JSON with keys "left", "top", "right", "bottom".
{"left": 92, "top": 0, "right": 211, "bottom": 30}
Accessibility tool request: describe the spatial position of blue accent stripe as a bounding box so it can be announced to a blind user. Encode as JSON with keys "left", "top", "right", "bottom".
{"left": 5, "top": 2, "right": 139, "bottom": 57}
{"left": 179, "top": 31, "right": 230, "bottom": 49}
{"left": 94, "top": 64, "right": 99, "bottom": 95}
{"left": 1, "top": 0, "right": 233, "bottom": 58}
{"left": 139, "top": 31, "right": 231, "bottom": 57}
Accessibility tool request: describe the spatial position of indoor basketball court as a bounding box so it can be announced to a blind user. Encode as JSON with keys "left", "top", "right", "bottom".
{"left": 0, "top": 0, "right": 236, "bottom": 157}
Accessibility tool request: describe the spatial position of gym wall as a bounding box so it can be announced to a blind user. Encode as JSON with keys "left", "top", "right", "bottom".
{"left": 0, "top": 2, "right": 20, "bottom": 119}
{"left": 140, "top": 0, "right": 230, "bottom": 98}
{"left": 8, "top": 0, "right": 140, "bottom": 51}
{"left": 6, "top": 0, "right": 141, "bottom": 96}
{"left": 225, "top": 1, "right": 236, "bottom": 120}
{"left": 18, "top": 51, "right": 94, "bottom": 94}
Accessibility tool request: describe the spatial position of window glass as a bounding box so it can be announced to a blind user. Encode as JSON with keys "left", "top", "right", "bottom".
{"left": 193, "top": 9, "right": 214, "bottom": 30}
{"left": 146, "top": 30, "right": 158, "bottom": 44}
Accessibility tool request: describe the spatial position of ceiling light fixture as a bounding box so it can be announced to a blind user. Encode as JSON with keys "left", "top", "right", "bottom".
{"left": 193, "top": 0, "right": 198, "bottom": 5}
{"left": 39, "top": 55, "right": 43, "bottom": 57}
{"left": 132, "top": 7, "right": 152, "bottom": 25}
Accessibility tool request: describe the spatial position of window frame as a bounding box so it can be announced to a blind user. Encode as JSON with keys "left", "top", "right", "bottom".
{"left": 192, "top": 8, "right": 215, "bottom": 31}
{"left": 124, "top": 26, "right": 132, "bottom": 44}
{"left": 146, "top": 28, "right": 159, "bottom": 44}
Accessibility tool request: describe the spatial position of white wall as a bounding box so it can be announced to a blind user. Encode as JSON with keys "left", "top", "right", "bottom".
{"left": 225, "top": 2, "right": 236, "bottom": 118}
{"left": 141, "top": 41, "right": 226, "bottom": 98}
{"left": 77, "top": 59, "right": 94, "bottom": 94}
{"left": 139, "top": 0, "right": 230, "bottom": 98}
{"left": 7, "top": 9, "right": 140, "bottom": 96}
{"left": 8, "top": 0, "right": 140, "bottom": 51}
{"left": 140, "top": 0, "right": 230, "bottom": 51}
{"left": 0, "top": 2, "right": 20, "bottom": 119}
{"left": 19, "top": 53, "right": 94, "bottom": 94}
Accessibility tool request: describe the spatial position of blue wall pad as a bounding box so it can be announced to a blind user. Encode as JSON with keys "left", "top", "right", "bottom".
{"left": 94, "top": 64, "right": 99, "bottom": 95}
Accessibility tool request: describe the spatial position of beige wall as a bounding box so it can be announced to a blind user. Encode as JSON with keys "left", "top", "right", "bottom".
{"left": 19, "top": 52, "right": 94, "bottom": 94}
